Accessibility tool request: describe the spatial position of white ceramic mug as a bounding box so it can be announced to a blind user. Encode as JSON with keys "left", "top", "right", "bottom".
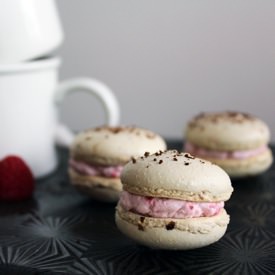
{"left": 0, "top": 0, "right": 63, "bottom": 64}
{"left": 0, "top": 57, "right": 120, "bottom": 178}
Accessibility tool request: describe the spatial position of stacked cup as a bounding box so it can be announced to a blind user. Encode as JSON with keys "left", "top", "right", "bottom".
{"left": 0, "top": 0, "right": 120, "bottom": 178}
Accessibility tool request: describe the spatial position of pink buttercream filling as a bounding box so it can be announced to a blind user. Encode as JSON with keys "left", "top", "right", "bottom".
{"left": 119, "top": 191, "right": 224, "bottom": 218}
{"left": 69, "top": 158, "right": 124, "bottom": 178}
{"left": 184, "top": 142, "right": 268, "bottom": 160}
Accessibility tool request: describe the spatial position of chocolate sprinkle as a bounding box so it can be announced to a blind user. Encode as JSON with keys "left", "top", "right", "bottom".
{"left": 131, "top": 157, "right": 136, "bottom": 164}
{"left": 166, "top": 221, "right": 175, "bottom": 230}
{"left": 159, "top": 160, "right": 163, "bottom": 164}
{"left": 184, "top": 153, "right": 195, "bottom": 159}
{"left": 155, "top": 150, "right": 163, "bottom": 156}
{"left": 140, "top": 217, "right": 145, "bottom": 223}
{"left": 144, "top": 152, "right": 150, "bottom": 157}
{"left": 146, "top": 133, "right": 156, "bottom": 139}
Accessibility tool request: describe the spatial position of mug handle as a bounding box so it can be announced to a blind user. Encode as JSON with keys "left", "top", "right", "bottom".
{"left": 54, "top": 77, "right": 120, "bottom": 147}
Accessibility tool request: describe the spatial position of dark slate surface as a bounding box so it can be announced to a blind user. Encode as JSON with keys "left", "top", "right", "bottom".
{"left": 0, "top": 140, "right": 274, "bottom": 275}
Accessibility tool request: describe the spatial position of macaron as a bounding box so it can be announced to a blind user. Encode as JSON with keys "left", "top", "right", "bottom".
{"left": 115, "top": 150, "right": 233, "bottom": 250}
{"left": 184, "top": 111, "right": 273, "bottom": 178}
{"left": 69, "top": 126, "right": 167, "bottom": 202}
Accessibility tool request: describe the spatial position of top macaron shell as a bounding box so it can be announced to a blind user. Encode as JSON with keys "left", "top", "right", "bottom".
{"left": 70, "top": 126, "right": 167, "bottom": 165}
{"left": 185, "top": 112, "right": 270, "bottom": 151}
{"left": 121, "top": 150, "right": 233, "bottom": 202}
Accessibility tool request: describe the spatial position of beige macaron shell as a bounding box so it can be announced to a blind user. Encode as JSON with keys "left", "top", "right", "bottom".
{"left": 121, "top": 151, "right": 233, "bottom": 202}
{"left": 70, "top": 127, "right": 167, "bottom": 165}
{"left": 116, "top": 205, "right": 229, "bottom": 250}
{"left": 206, "top": 148, "right": 273, "bottom": 178}
{"left": 69, "top": 168, "right": 121, "bottom": 202}
{"left": 185, "top": 112, "right": 270, "bottom": 151}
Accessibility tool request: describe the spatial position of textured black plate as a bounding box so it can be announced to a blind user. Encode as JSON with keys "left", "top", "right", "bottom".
{"left": 0, "top": 140, "right": 275, "bottom": 275}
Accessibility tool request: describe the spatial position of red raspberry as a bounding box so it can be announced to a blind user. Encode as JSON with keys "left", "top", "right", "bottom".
{"left": 0, "top": 156, "right": 35, "bottom": 201}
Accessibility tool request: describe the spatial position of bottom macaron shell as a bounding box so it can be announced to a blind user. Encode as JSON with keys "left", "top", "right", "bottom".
{"left": 115, "top": 206, "right": 229, "bottom": 250}
{"left": 206, "top": 149, "right": 273, "bottom": 178}
{"left": 69, "top": 168, "right": 122, "bottom": 202}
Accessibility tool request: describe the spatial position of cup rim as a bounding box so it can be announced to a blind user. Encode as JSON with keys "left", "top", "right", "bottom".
{"left": 0, "top": 56, "right": 61, "bottom": 74}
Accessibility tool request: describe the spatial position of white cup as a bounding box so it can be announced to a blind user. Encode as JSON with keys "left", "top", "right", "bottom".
{"left": 0, "top": 57, "right": 120, "bottom": 178}
{"left": 0, "top": 0, "right": 63, "bottom": 64}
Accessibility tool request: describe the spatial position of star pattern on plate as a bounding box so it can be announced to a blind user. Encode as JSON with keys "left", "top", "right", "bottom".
{"left": 228, "top": 201, "right": 275, "bottom": 239}
{"left": 0, "top": 212, "right": 93, "bottom": 257}
{"left": 162, "top": 229, "right": 275, "bottom": 275}
{"left": 0, "top": 245, "right": 70, "bottom": 274}
{"left": 68, "top": 255, "right": 177, "bottom": 275}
